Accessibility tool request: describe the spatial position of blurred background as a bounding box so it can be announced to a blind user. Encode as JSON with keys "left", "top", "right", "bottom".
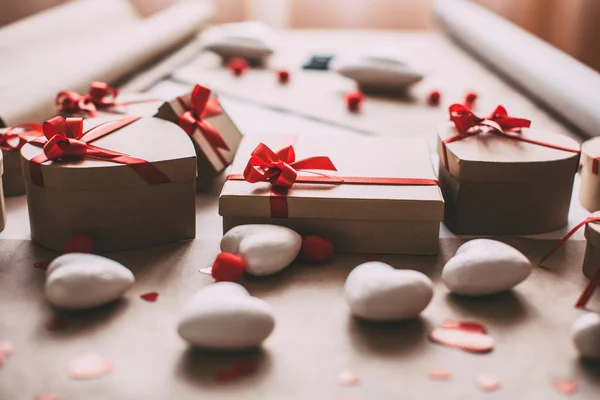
{"left": 2, "top": 0, "right": 599, "bottom": 72}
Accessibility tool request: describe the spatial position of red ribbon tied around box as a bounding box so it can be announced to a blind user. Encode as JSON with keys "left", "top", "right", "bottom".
{"left": 0, "top": 123, "right": 43, "bottom": 151}
{"left": 177, "top": 84, "right": 230, "bottom": 167}
{"left": 227, "top": 142, "right": 439, "bottom": 218}
{"left": 56, "top": 82, "right": 159, "bottom": 117}
{"left": 538, "top": 216, "right": 600, "bottom": 309}
{"left": 28, "top": 116, "right": 171, "bottom": 187}
{"left": 441, "top": 104, "right": 579, "bottom": 169}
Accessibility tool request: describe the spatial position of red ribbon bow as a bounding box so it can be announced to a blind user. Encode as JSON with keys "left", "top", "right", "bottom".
{"left": 56, "top": 82, "right": 119, "bottom": 117}
{"left": 0, "top": 123, "right": 43, "bottom": 151}
{"left": 177, "top": 84, "right": 230, "bottom": 167}
{"left": 28, "top": 116, "right": 171, "bottom": 187}
{"left": 442, "top": 104, "right": 579, "bottom": 169}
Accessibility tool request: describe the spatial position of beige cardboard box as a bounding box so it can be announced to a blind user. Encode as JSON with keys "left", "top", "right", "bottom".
{"left": 0, "top": 124, "right": 44, "bottom": 196}
{"left": 579, "top": 137, "right": 600, "bottom": 212}
{"left": 220, "top": 135, "right": 444, "bottom": 255}
{"left": 155, "top": 84, "right": 243, "bottom": 186}
{"left": 437, "top": 123, "right": 580, "bottom": 235}
{"left": 583, "top": 213, "right": 600, "bottom": 280}
{"left": 0, "top": 151, "right": 5, "bottom": 232}
{"left": 20, "top": 116, "right": 197, "bottom": 252}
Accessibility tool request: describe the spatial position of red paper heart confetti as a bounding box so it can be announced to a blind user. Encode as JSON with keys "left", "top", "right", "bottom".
{"left": 44, "top": 316, "right": 69, "bottom": 331}
{"left": 68, "top": 352, "right": 113, "bottom": 380}
{"left": 211, "top": 252, "right": 246, "bottom": 282}
{"left": 464, "top": 91, "right": 478, "bottom": 108}
{"left": 228, "top": 57, "right": 249, "bottom": 77}
{"left": 428, "top": 368, "right": 452, "bottom": 381}
{"left": 476, "top": 374, "right": 501, "bottom": 392}
{"left": 345, "top": 91, "right": 364, "bottom": 113}
{"left": 140, "top": 292, "right": 159, "bottom": 302}
{"left": 277, "top": 69, "right": 290, "bottom": 84}
{"left": 337, "top": 369, "right": 360, "bottom": 386}
{"left": 301, "top": 235, "right": 334, "bottom": 264}
{"left": 553, "top": 379, "right": 578, "bottom": 395}
{"left": 427, "top": 90, "right": 441, "bottom": 106}
{"left": 35, "top": 395, "right": 60, "bottom": 400}
{"left": 429, "top": 320, "right": 494, "bottom": 353}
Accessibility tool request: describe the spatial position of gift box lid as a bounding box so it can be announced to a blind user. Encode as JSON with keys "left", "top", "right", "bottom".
{"left": 437, "top": 123, "right": 580, "bottom": 183}
{"left": 20, "top": 117, "right": 197, "bottom": 190}
{"left": 155, "top": 85, "right": 243, "bottom": 173}
{"left": 219, "top": 135, "right": 444, "bottom": 222}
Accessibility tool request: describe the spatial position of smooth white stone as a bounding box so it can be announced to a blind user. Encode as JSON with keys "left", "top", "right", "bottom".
{"left": 344, "top": 261, "right": 434, "bottom": 321}
{"left": 221, "top": 224, "right": 302, "bottom": 276}
{"left": 45, "top": 253, "right": 135, "bottom": 309}
{"left": 572, "top": 313, "right": 600, "bottom": 359}
{"left": 177, "top": 282, "right": 275, "bottom": 349}
{"left": 442, "top": 239, "right": 532, "bottom": 296}
{"left": 334, "top": 51, "right": 424, "bottom": 89}
{"left": 201, "top": 21, "right": 276, "bottom": 60}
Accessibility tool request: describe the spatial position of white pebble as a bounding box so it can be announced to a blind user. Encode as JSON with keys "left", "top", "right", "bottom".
{"left": 344, "top": 261, "right": 434, "bottom": 321}
{"left": 572, "top": 313, "right": 600, "bottom": 359}
{"left": 177, "top": 282, "right": 275, "bottom": 349}
{"left": 201, "top": 21, "right": 276, "bottom": 61}
{"left": 45, "top": 253, "right": 135, "bottom": 309}
{"left": 442, "top": 239, "right": 531, "bottom": 296}
{"left": 221, "top": 224, "right": 302, "bottom": 276}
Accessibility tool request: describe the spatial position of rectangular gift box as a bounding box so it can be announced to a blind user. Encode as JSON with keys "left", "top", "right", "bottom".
{"left": 437, "top": 122, "right": 580, "bottom": 235}
{"left": 155, "top": 84, "right": 243, "bottom": 186}
{"left": 20, "top": 116, "right": 197, "bottom": 252}
{"left": 0, "top": 151, "right": 5, "bottom": 232}
{"left": 0, "top": 125, "right": 43, "bottom": 196}
{"left": 219, "top": 135, "right": 444, "bottom": 255}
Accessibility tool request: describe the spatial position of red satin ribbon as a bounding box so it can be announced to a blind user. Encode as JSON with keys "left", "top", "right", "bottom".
{"left": 0, "top": 123, "right": 43, "bottom": 151}
{"left": 177, "top": 84, "right": 230, "bottom": 167}
{"left": 227, "top": 143, "right": 439, "bottom": 218}
{"left": 56, "top": 82, "right": 159, "bottom": 116}
{"left": 28, "top": 116, "right": 171, "bottom": 187}
{"left": 538, "top": 216, "right": 600, "bottom": 309}
{"left": 441, "top": 104, "right": 579, "bottom": 169}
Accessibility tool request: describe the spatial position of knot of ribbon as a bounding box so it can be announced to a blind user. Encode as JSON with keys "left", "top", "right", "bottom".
{"left": 177, "top": 84, "right": 230, "bottom": 166}
{"left": 29, "top": 116, "right": 171, "bottom": 187}
{"left": 56, "top": 82, "right": 119, "bottom": 117}
{"left": 0, "top": 123, "right": 43, "bottom": 151}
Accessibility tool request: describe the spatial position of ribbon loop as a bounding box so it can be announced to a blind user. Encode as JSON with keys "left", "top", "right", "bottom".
{"left": 0, "top": 123, "right": 43, "bottom": 151}
{"left": 43, "top": 136, "right": 87, "bottom": 161}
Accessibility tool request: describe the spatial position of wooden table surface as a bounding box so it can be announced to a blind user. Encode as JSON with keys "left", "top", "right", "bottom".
{"left": 1, "top": 30, "right": 599, "bottom": 400}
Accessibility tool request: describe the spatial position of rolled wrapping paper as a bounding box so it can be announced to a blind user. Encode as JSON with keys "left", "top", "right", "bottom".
{"left": 434, "top": 0, "right": 600, "bottom": 137}
{"left": 0, "top": 0, "right": 214, "bottom": 125}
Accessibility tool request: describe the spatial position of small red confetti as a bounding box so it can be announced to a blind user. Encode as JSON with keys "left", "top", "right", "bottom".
{"left": 345, "top": 91, "right": 364, "bottom": 113}
{"left": 429, "top": 320, "right": 494, "bottom": 353}
{"left": 199, "top": 267, "right": 212, "bottom": 275}
{"left": 211, "top": 252, "right": 246, "bottom": 282}
{"left": 464, "top": 91, "right": 478, "bottom": 108}
{"left": 277, "top": 69, "right": 290, "bottom": 84}
{"left": 140, "top": 292, "right": 159, "bottom": 302}
{"left": 553, "top": 379, "right": 578, "bottom": 395}
{"left": 301, "top": 236, "right": 334, "bottom": 264}
{"left": 35, "top": 395, "right": 60, "bottom": 400}
{"left": 45, "top": 317, "right": 69, "bottom": 331}
{"left": 364, "top": 254, "right": 381, "bottom": 261}
{"left": 228, "top": 57, "right": 249, "bottom": 77}
{"left": 68, "top": 352, "right": 113, "bottom": 380}
{"left": 476, "top": 374, "right": 501, "bottom": 392}
{"left": 427, "top": 90, "right": 441, "bottom": 106}
{"left": 337, "top": 369, "right": 360, "bottom": 386}
{"left": 428, "top": 368, "right": 452, "bottom": 381}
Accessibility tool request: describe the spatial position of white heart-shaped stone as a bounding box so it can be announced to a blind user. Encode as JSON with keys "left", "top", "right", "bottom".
{"left": 221, "top": 224, "right": 302, "bottom": 276}
{"left": 344, "top": 261, "right": 434, "bottom": 321}
{"left": 571, "top": 313, "right": 600, "bottom": 359}
{"left": 202, "top": 21, "right": 276, "bottom": 60}
{"left": 177, "top": 282, "right": 275, "bottom": 349}
{"left": 45, "top": 253, "right": 135, "bottom": 309}
{"left": 442, "top": 239, "right": 531, "bottom": 296}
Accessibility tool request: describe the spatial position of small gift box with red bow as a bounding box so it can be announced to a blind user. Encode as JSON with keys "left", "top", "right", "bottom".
{"left": 578, "top": 137, "right": 600, "bottom": 212}
{"left": 0, "top": 123, "right": 43, "bottom": 196}
{"left": 219, "top": 135, "right": 444, "bottom": 255}
{"left": 20, "top": 116, "right": 197, "bottom": 252}
{"left": 155, "top": 84, "right": 243, "bottom": 186}
{"left": 437, "top": 104, "right": 580, "bottom": 234}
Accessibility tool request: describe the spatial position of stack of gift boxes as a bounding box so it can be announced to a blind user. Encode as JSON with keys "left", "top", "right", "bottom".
{"left": 3, "top": 80, "right": 600, "bottom": 286}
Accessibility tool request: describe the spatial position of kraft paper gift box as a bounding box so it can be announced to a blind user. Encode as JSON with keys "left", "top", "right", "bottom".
{"left": 20, "top": 115, "right": 197, "bottom": 252}
{"left": 0, "top": 151, "right": 5, "bottom": 232}
{"left": 56, "top": 82, "right": 164, "bottom": 119}
{"left": 579, "top": 137, "right": 600, "bottom": 212}
{"left": 155, "top": 84, "right": 243, "bottom": 186}
{"left": 0, "top": 123, "right": 43, "bottom": 196}
{"left": 437, "top": 105, "right": 580, "bottom": 235}
{"left": 219, "top": 135, "right": 444, "bottom": 255}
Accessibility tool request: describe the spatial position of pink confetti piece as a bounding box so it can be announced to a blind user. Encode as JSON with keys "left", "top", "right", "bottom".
{"left": 68, "top": 352, "right": 113, "bottom": 380}
{"left": 476, "top": 374, "right": 501, "bottom": 392}
{"left": 140, "top": 292, "right": 159, "bottom": 302}
{"left": 44, "top": 317, "right": 69, "bottom": 331}
{"left": 35, "top": 395, "right": 60, "bottom": 400}
{"left": 428, "top": 368, "right": 452, "bottom": 381}
{"left": 199, "top": 267, "right": 212, "bottom": 275}
{"left": 553, "top": 379, "right": 579, "bottom": 395}
{"left": 429, "top": 320, "right": 494, "bottom": 353}
{"left": 337, "top": 369, "right": 360, "bottom": 386}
